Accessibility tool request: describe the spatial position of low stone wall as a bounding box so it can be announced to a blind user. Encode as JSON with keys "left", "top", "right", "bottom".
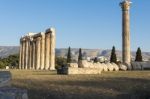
{"left": 67, "top": 67, "right": 102, "bottom": 74}
{"left": 131, "top": 62, "right": 150, "bottom": 70}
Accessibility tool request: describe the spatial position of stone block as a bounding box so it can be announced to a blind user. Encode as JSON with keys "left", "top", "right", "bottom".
{"left": 67, "top": 67, "right": 102, "bottom": 74}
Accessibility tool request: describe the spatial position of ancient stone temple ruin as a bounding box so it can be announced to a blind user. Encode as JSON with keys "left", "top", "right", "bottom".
{"left": 19, "top": 28, "right": 56, "bottom": 70}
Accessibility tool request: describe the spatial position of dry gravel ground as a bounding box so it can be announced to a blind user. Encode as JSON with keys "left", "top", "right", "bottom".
{"left": 10, "top": 70, "right": 150, "bottom": 99}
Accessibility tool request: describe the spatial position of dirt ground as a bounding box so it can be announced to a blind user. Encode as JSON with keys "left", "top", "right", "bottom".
{"left": 10, "top": 70, "right": 150, "bottom": 99}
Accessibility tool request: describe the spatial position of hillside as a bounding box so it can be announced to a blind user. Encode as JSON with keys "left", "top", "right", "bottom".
{"left": 0, "top": 46, "right": 19, "bottom": 58}
{"left": 0, "top": 46, "right": 150, "bottom": 61}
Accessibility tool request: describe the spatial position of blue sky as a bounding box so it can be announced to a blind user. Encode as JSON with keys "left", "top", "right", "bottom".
{"left": 0, "top": 0, "right": 149, "bottom": 52}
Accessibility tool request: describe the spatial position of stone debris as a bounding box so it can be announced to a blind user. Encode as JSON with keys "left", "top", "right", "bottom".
{"left": 59, "top": 60, "right": 122, "bottom": 74}
{"left": 119, "top": 64, "right": 128, "bottom": 71}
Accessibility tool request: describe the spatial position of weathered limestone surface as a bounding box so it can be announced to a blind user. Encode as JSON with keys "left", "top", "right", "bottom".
{"left": 32, "top": 41, "right": 36, "bottom": 69}
{"left": 65, "top": 60, "right": 120, "bottom": 75}
{"left": 35, "top": 37, "right": 41, "bottom": 70}
{"left": 19, "top": 28, "right": 56, "bottom": 70}
{"left": 68, "top": 67, "right": 102, "bottom": 74}
{"left": 119, "top": 64, "right": 127, "bottom": 71}
{"left": 120, "top": 0, "right": 131, "bottom": 67}
{"left": 68, "top": 63, "right": 78, "bottom": 68}
{"left": 25, "top": 40, "right": 29, "bottom": 70}
{"left": 50, "top": 28, "right": 56, "bottom": 70}
{"left": 102, "top": 63, "right": 108, "bottom": 71}
{"left": 106, "top": 63, "right": 114, "bottom": 71}
{"left": 45, "top": 32, "right": 50, "bottom": 70}
{"left": 40, "top": 33, "right": 45, "bottom": 70}
{"left": 76, "top": 60, "right": 119, "bottom": 71}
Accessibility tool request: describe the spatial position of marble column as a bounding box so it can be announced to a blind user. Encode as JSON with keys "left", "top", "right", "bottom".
{"left": 36, "top": 37, "right": 41, "bottom": 70}
{"left": 21, "top": 39, "right": 25, "bottom": 69}
{"left": 25, "top": 39, "right": 29, "bottom": 69}
{"left": 29, "top": 40, "right": 33, "bottom": 69}
{"left": 40, "top": 34, "right": 45, "bottom": 69}
{"left": 120, "top": 1, "right": 131, "bottom": 65}
{"left": 45, "top": 32, "right": 50, "bottom": 70}
{"left": 19, "top": 39, "right": 22, "bottom": 69}
{"left": 50, "top": 28, "right": 56, "bottom": 70}
{"left": 32, "top": 41, "right": 36, "bottom": 69}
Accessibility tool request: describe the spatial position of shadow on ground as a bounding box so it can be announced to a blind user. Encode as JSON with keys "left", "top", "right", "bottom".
{"left": 12, "top": 76, "right": 150, "bottom": 99}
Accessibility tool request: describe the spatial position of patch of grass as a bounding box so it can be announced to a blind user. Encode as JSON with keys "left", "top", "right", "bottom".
{"left": 10, "top": 70, "right": 150, "bottom": 99}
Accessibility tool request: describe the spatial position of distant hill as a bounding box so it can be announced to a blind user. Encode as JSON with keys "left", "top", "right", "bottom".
{"left": 0, "top": 46, "right": 19, "bottom": 58}
{"left": 0, "top": 46, "right": 150, "bottom": 61}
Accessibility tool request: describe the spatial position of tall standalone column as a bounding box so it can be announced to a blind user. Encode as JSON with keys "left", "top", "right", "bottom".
{"left": 50, "top": 28, "right": 56, "bottom": 70}
{"left": 36, "top": 37, "right": 41, "bottom": 70}
{"left": 19, "top": 39, "right": 22, "bottom": 69}
{"left": 120, "top": 0, "right": 131, "bottom": 65}
{"left": 40, "top": 34, "right": 45, "bottom": 69}
{"left": 45, "top": 32, "right": 50, "bottom": 70}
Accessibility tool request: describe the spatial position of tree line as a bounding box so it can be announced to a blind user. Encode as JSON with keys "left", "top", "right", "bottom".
{"left": 0, "top": 47, "right": 143, "bottom": 69}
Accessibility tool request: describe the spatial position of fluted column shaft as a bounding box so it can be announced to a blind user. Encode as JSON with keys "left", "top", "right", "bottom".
{"left": 120, "top": 1, "right": 131, "bottom": 64}
{"left": 25, "top": 40, "right": 29, "bottom": 69}
{"left": 36, "top": 37, "right": 41, "bottom": 70}
{"left": 45, "top": 33, "right": 50, "bottom": 70}
{"left": 29, "top": 41, "right": 32, "bottom": 69}
{"left": 40, "top": 34, "right": 45, "bottom": 69}
{"left": 32, "top": 41, "right": 36, "bottom": 69}
{"left": 50, "top": 28, "right": 56, "bottom": 70}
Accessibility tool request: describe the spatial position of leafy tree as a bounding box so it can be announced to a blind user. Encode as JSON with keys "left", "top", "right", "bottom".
{"left": 110, "top": 46, "right": 117, "bottom": 63}
{"left": 0, "top": 54, "right": 19, "bottom": 69}
{"left": 67, "top": 47, "right": 72, "bottom": 63}
{"left": 55, "top": 57, "right": 67, "bottom": 69}
{"left": 78, "top": 48, "right": 83, "bottom": 61}
{"left": 135, "top": 47, "right": 143, "bottom": 62}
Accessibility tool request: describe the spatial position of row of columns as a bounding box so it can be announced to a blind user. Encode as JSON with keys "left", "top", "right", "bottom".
{"left": 19, "top": 28, "right": 56, "bottom": 70}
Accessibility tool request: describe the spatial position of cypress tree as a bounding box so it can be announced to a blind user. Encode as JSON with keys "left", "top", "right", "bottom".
{"left": 135, "top": 47, "right": 142, "bottom": 62}
{"left": 67, "top": 47, "right": 71, "bottom": 63}
{"left": 110, "top": 46, "right": 117, "bottom": 63}
{"left": 78, "top": 48, "right": 83, "bottom": 61}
